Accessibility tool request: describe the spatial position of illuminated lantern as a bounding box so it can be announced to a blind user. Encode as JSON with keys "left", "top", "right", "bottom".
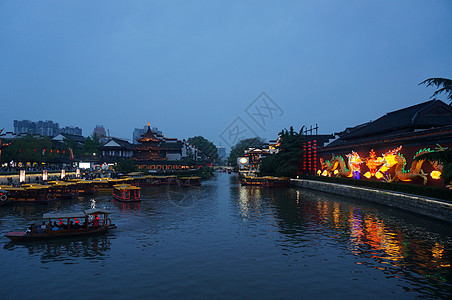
{"left": 430, "top": 171, "right": 442, "bottom": 180}
{"left": 333, "top": 170, "right": 338, "bottom": 175}
{"left": 363, "top": 172, "right": 371, "bottom": 179}
{"left": 317, "top": 170, "right": 321, "bottom": 175}
{"left": 322, "top": 170, "right": 328, "bottom": 176}
{"left": 19, "top": 169, "right": 26, "bottom": 183}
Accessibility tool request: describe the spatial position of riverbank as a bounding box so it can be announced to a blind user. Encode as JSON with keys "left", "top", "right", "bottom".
{"left": 291, "top": 179, "right": 452, "bottom": 224}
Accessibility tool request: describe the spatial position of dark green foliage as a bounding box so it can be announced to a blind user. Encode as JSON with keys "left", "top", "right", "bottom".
{"left": 259, "top": 126, "right": 304, "bottom": 178}
{"left": 2, "top": 135, "right": 66, "bottom": 163}
{"left": 227, "top": 137, "right": 266, "bottom": 166}
{"left": 83, "top": 134, "right": 102, "bottom": 156}
{"left": 187, "top": 136, "right": 219, "bottom": 162}
{"left": 419, "top": 77, "right": 452, "bottom": 103}
{"left": 303, "top": 175, "right": 452, "bottom": 202}
{"left": 115, "top": 159, "right": 138, "bottom": 174}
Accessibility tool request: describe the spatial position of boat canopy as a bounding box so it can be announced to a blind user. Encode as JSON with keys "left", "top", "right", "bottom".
{"left": 42, "top": 212, "right": 87, "bottom": 219}
{"left": 113, "top": 184, "right": 141, "bottom": 190}
{"left": 42, "top": 209, "right": 112, "bottom": 219}
{"left": 84, "top": 209, "right": 112, "bottom": 215}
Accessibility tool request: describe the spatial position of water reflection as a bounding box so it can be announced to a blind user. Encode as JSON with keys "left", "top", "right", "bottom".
{"left": 113, "top": 199, "right": 141, "bottom": 212}
{"left": 237, "top": 185, "right": 452, "bottom": 298}
{"left": 4, "top": 235, "right": 112, "bottom": 263}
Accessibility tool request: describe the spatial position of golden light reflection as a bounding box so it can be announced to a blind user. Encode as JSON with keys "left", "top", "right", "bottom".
{"left": 333, "top": 203, "right": 340, "bottom": 228}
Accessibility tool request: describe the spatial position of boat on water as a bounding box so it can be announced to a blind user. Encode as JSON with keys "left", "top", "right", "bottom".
{"left": 5, "top": 209, "right": 116, "bottom": 241}
{"left": 0, "top": 184, "right": 55, "bottom": 204}
{"left": 240, "top": 176, "right": 291, "bottom": 187}
{"left": 179, "top": 176, "right": 202, "bottom": 187}
{"left": 67, "top": 179, "right": 99, "bottom": 195}
{"left": 112, "top": 184, "right": 141, "bottom": 202}
{"left": 47, "top": 181, "right": 80, "bottom": 199}
{"left": 141, "top": 175, "right": 179, "bottom": 186}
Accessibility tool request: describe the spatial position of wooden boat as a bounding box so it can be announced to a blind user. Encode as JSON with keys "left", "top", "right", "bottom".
{"left": 240, "top": 176, "right": 291, "bottom": 187}
{"left": 179, "top": 176, "right": 202, "bottom": 187}
{"left": 112, "top": 184, "right": 141, "bottom": 202}
{"left": 47, "top": 181, "right": 79, "bottom": 199}
{"left": 5, "top": 208, "right": 116, "bottom": 241}
{"left": 0, "top": 184, "right": 55, "bottom": 204}
{"left": 67, "top": 179, "right": 99, "bottom": 195}
{"left": 92, "top": 178, "right": 112, "bottom": 190}
{"left": 141, "top": 175, "right": 178, "bottom": 186}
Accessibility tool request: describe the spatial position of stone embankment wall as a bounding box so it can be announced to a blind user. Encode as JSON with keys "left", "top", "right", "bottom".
{"left": 291, "top": 179, "right": 452, "bottom": 224}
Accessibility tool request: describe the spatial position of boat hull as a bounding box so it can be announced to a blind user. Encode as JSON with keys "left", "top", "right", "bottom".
{"left": 5, "top": 226, "right": 116, "bottom": 241}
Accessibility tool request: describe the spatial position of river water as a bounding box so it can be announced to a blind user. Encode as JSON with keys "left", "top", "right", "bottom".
{"left": 1, "top": 172, "right": 451, "bottom": 299}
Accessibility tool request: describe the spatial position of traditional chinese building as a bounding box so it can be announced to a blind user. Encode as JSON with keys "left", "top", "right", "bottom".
{"left": 317, "top": 99, "right": 452, "bottom": 186}
{"left": 133, "top": 124, "right": 191, "bottom": 171}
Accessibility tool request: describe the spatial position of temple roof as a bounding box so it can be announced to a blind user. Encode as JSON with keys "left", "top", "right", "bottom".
{"left": 338, "top": 100, "right": 452, "bottom": 140}
{"left": 323, "top": 100, "right": 452, "bottom": 150}
{"left": 136, "top": 126, "right": 161, "bottom": 143}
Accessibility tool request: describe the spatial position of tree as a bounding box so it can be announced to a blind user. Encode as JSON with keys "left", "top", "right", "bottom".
{"left": 114, "top": 159, "right": 138, "bottom": 174}
{"left": 259, "top": 126, "right": 305, "bottom": 178}
{"left": 419, "top": 78, "right": 452, "bottom": 104}
{"left": 187, "top": 136, "right": 219, "bottom": 162}
{"left": 2, "top": 135, "right": 55, "bottom": 164}
{"left": 227, "top": 137, "right": 266, "bottom": 166}
{"left": 83, "top": 134, "right": 102, "bottom": 156}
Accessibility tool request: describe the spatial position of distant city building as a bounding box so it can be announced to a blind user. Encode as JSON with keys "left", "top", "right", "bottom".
{"left": 217, "top": 145, "right": 226, "bottom": 159}
{"left": 14, "top": 120, "right": 35, "bottom": 135}
{"left": 93, "top": 125, "right": 107, "bottom": 138}
{"left": 13, "top": 120, "right": 59, "bottom": 137}
{"left": 60, "top": 126, "right": 82, "bottom": 136}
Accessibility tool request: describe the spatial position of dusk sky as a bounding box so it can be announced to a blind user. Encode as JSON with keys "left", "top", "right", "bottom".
{"left": 2, "top": 1, "right": 452, "bottom": 149}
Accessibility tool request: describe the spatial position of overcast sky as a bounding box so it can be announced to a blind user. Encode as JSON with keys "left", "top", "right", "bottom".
{"left": 2, "top": 1, "right": 452, "bottom": 148}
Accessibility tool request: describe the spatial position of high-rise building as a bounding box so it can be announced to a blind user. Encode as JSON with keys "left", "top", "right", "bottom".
{"left": 13, "top": 120, "right": 59, "bottom": 136}
{"left": 93, "top": 125, "right": 107, "bottom": 138}
{"left": 217, "top": 145, "right": 226, "bottom": 159}
{"left": 60, "top": 126, "right": 82, "bottom": 136}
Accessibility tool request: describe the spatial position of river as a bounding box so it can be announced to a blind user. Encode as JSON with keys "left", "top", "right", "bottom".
{"left": 1, "top": 172, "right": 451, "bottom": 299}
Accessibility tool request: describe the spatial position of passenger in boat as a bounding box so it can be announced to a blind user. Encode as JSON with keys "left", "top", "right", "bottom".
{"left": 92, "top": 215, "right": 100, "bottom": 227}
{"left": 73, "top": 219, "right": 80, "bottom": 229}
{"left": 52, "top": 222, "right": 59, "bottom": 231}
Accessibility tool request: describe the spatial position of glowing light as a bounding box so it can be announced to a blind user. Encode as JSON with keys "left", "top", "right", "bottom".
{"left": 430, "top": 170, "right": 442, "bottom": 180}
{"left": 363, "top": 172, "right": 371, "bottom": 179}
{"left": 317, "top": 170, "right": 321, "bottom": 175}
{"left": 239, "top": 157, "right": 249, "bottom": 164}
{"left": 333, "top": 170, "right": 338, "bottom": 175}
{"left": 375, "top": 172, "right": 384, "bottom": 179}
{"left": 321, "top": 170, "right": 328, "bottom": 176}
{"left": 42, "top": 170, "right": 48, "bottom": 181}
{"left": 19, "top": 170, "right": 26, "bottom": 183}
